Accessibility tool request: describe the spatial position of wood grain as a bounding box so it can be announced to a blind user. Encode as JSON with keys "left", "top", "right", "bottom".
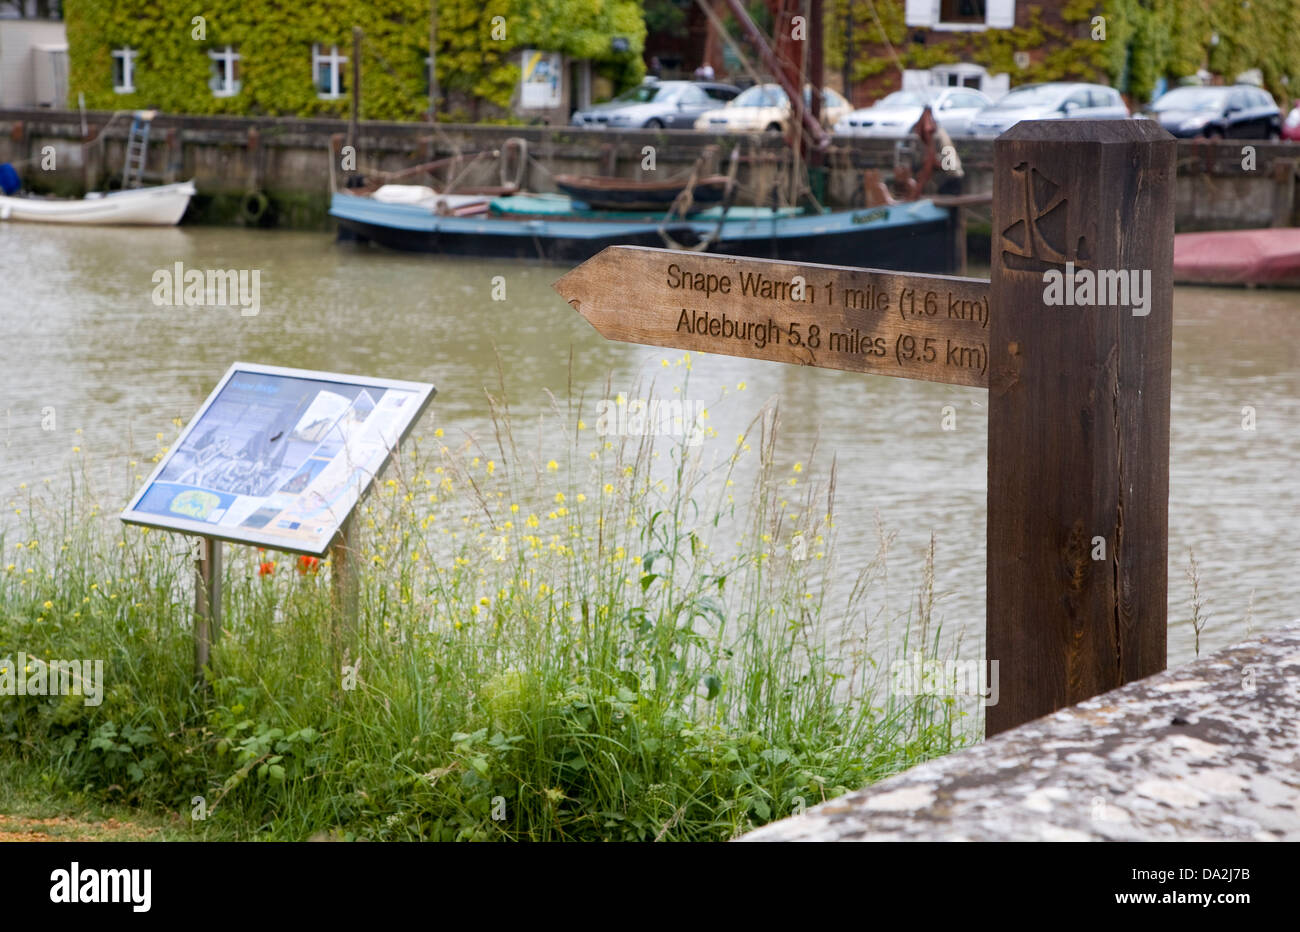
{"left": 986, "top": 120, "right": 1175, "bottom": 736}
{"left": 555, "top": 246, "right": 993, "bottom": 388}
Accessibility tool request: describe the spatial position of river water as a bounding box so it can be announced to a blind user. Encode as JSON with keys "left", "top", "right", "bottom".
{"left": 1, "top": 224, "right": 1296, "bottom": 666}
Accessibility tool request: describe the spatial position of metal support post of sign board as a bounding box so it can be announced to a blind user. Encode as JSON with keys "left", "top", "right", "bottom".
{"left": 330, "top": 514, "right": 359, "bottom": 671}
{"left": 193, "top": 536, "right": 221, "bottom": 686}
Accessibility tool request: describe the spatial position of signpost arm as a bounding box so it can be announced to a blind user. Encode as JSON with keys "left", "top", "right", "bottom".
{"left": 193, "top": 536, "right": 221, "bottom": 685}
{"left": 985, "top": 121, "right": 1176, "bottom": 736}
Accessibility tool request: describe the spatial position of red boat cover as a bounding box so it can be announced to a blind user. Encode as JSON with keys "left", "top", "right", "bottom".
{"left": 1173, "top": 228, "right": 1300, "bottom": 286}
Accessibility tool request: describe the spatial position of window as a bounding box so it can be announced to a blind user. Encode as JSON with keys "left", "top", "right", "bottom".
{"left": 111, "top": 47, "right": 136, "bottom": 94}
{"left": 824, "top": 87, "right": 849, "bottom": 109}
{"left": 881, "top": 91, "right": 926, "bottom": 107}
{"left": 677, "top": 85, "right": 709, "bottom": 105}
{"left": 1088, "top": 88, "right": 1116, "bottom": 108}
{"left": 1063, "top": 90, "right": 1090, "bottom": 111}
{"left": 704, "top": 85, "right": 738, "bottom": 102}
{"left": 931, "top": 63, "right": 990, "bottom": 91}
{"left": 908, "top": 0, "right": 1014, "bottom": 30}
{"left": 313, "top": 44, "right": 348, "bottom": 99}
{"left": 208, "top": 45, "right": 241, "bottom": 97}
{"left": 940, "top": 0, "right": 985, "bottom": 25}
{"left": 733, "top": 85, "right": 786, "bottom": 108}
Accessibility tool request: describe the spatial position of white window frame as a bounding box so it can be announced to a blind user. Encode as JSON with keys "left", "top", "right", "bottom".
{"left": 208, "top": 45, "right": 241, "bottom": 97}
{"left": 931, "top": 63, "right": 990, "bottom": 92}
{"left": 111, "top": 47, "right": 136, "bottom": 94}
{"left": 313, "top": 43, "right": 348, "bottom": 100}
{"left": 907, "top": 0, "right": 1016, "bottom": 32}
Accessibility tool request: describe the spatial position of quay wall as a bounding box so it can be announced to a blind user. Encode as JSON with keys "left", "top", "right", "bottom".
{"left": 742, "top": 623, "right": 1300, "bottom": 842}
{"left": 0, "top": 108, "right": 1295, "bottom": 232}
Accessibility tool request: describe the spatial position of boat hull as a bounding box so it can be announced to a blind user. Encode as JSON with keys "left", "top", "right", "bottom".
{"left": 330, "top": 192, "right": 956, "bottom": 272}
{"left": 554, "top": 174, "right": 731, "bottom": 212}
{"left": 0, "top": 181, "right": 196, "bottom": 226}
{"left": 1174, "top": 228, "right": 1300, "bottom": 287}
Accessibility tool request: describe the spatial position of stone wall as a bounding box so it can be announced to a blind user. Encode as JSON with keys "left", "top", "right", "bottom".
{"left": 742, "top": 623, "right": 1300, "bottom": 842}
{"left": 0, "top": 107, "right": 1294, "bottom": 231}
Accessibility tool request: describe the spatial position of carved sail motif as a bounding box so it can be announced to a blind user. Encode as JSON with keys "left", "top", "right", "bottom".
{"left": 1000, "top": 162, "right": 1089, "bottom": 273}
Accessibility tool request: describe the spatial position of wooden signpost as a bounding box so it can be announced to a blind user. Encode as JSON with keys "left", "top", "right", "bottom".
{"left": 555, "top": 121, "right": 1176, "bottom": 738}
{"left": 556, "top": 249, "right": 992, "bottom": 389}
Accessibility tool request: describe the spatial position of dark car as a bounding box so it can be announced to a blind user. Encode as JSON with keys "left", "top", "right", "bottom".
{"left": 1143, "top": 85, "right": 1281, "bottom": 139}
{"left": 570, "top": 80, "right": 740, "bottom": 130}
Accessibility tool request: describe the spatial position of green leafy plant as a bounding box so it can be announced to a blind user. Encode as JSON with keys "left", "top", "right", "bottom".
{"left": 0, "top": 367, "right": 973, "bottom": 840}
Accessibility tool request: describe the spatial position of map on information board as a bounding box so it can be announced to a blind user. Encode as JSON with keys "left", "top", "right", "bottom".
{"left": 121, "top": 363, "right": 436, "bottom": 555}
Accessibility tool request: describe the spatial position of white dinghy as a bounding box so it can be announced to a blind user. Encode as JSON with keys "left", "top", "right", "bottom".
{"left": 0, "top": 180, "right": 196, "bottom": 226}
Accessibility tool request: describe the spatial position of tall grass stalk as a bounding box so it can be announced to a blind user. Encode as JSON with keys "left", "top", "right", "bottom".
{"left": 0, "top": 364, "right": 972, "bottom": 840}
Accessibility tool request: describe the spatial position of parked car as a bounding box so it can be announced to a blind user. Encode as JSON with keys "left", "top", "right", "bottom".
{"left": 693, "top": 83, "right": 851, "bottom": 134}
{"left": 967, "top": 82, "right": 1129, "bottom": 137}
{"left": 834, "top": 86, "right": 992, "bottom": 138}
{"left": 1140, "top": 85, "right": 1281, "bottom": 139}
{"left": 570, "top": 80, "right": 740, "bottom": 129}
{"left": 1284, "top": 100, "right": 1300, "bottom": 142}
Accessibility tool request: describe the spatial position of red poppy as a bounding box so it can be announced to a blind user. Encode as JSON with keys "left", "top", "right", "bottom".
{"left": 297, "top": 555, "right": 320, "bottom": 575}
{"left": 258, "top": 561, "right": 276, "bottom": 576}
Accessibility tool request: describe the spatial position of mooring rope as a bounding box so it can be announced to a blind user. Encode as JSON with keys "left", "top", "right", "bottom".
{"left": 657, "top": 144, "right": 739, "bottom": 253}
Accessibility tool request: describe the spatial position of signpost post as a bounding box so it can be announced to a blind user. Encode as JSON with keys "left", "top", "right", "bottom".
{"left": 555, "top": 121, "right": 1176, "bottom": 738}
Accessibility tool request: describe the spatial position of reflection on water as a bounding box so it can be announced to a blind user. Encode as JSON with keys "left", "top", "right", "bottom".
{"left": 1, "top": 224, "right": 1297, "bottom": 666}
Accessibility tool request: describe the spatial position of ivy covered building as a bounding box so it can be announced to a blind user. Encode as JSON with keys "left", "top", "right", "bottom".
{"left": 63, "top": 0, "right": 646, "bottom": 122}
{"left": 647, "top": 2, "right": 1298, "bottom": 110}
{"left": 820, "top": 0, "right": 1300, "bottom": 107}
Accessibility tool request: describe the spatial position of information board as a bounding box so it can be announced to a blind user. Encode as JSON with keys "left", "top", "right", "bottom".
{"left": 121, "top": 363, "right": 436, "bottom": 556}
{"left": 520, "top": 49, "right": 562, "bottom": 109}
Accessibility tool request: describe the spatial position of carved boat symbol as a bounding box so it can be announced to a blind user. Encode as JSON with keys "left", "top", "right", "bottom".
{"left": 1000, "top": 162, "right": 1090, "bottom": 273}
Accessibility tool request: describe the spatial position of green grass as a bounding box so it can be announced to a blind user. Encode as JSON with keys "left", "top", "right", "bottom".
{"left": 0, "top": 758, "right": 200, "bottom": 840}
{"left": 0, "top": 366, "right": 974, "bottom": 840}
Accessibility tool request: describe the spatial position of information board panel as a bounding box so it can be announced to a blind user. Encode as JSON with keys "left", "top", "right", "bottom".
{"left": 121, "top": 363, "right": 436, "bottom": 556}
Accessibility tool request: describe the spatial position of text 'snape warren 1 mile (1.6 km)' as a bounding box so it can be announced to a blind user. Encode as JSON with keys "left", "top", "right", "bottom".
{"left": 560, "top": 248, "right": 991, "bottom": 388}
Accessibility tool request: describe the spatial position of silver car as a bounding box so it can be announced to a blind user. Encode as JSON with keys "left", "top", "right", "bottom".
{"left": 968, "top": 83, "right": 1130, "bottom": 137}
{"left": 570, "top": 80, "right": 740, "bottom": 130}
{"left": 834, "top": 87, "right": 992, "bottom": 138}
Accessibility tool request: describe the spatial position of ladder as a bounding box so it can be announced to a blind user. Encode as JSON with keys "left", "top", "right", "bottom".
{"left": 121, "top": 111, "right": 155, "bottom": 189}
